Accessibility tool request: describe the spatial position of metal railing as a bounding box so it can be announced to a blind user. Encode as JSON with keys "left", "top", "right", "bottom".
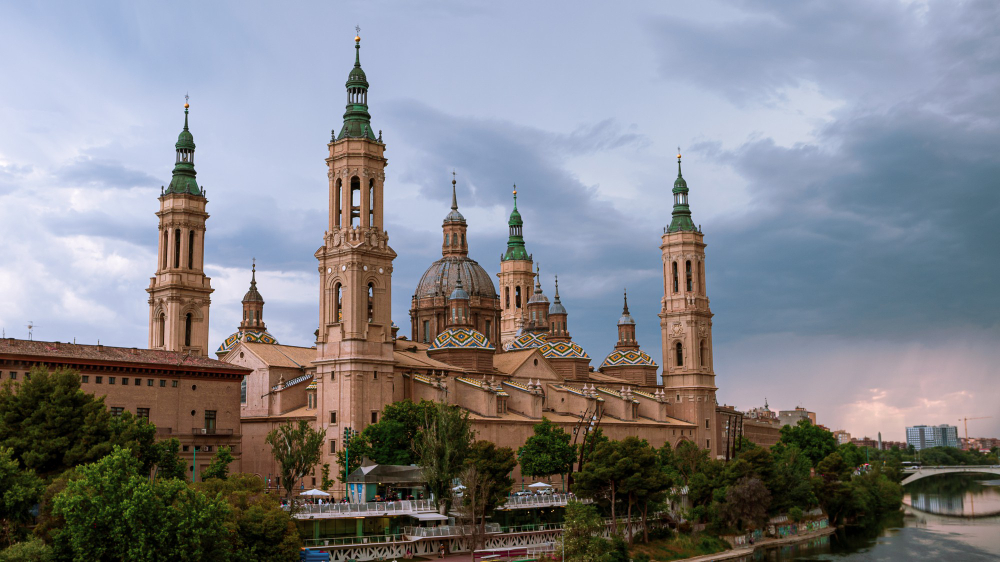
{"left": 191, "top": 427, "right": 234, "bottom": 435}
{"left": 303, "top": 534, "right": 406, "bottom": 548}
{"left": 498, "top": 523, "right": 563, "bottom": 533}
{"left": 403, "top": 523, "right": 501, "bottom": 537}
{"left": 501, "top": 494, "right": 589, "bottom": 508}
{"left": 291, "top": 499, "right": 437, "bottom": 517}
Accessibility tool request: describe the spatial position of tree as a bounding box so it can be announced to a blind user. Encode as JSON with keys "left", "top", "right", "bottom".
{"left": 202, "top": 446, "right": 235, "bottom": 480}
{"left": 573, "top": 438, "right": 653, "bottom": 531}
{"left": 462, "top": 441, "right": 517, "bottom": 548}
{"left": 266, "top": 421, "right": 325, "bottom": 503}
{"left": 0, "top": 537, "right": 54, "bottom": 562}
{"left": 108, "top": 411, "right": 159, "bottom": 476}
{"left": 51, "top": 447, "right": 231, "bottom": 561}
{"left": 198, "top": 473, "right": 301, "bottom": 561}
{"left": 334, "top": 399, "right": 437, "bottom": 483}
{"left": 766, "top": 443, "right": 816, "bottom": 514}
{"left": 0, "top": 448, "right": 43, "bottom": 548}
{"left": 560, "top": 501, "right": 606, "bottom": 562}
{"left": 0, "top": 367, "right": 113, "bottom": 478}
{"left": 721, "top": 476, "right": 771, "bottom": 531}
{"left": 622, "top": 441, "right": 671, "bottom": 543}
{"left": 778, "top": 419, "right": 837, "bottom": 467}
{"left": 673, "top": 440, "right": 710, "bottom": 486}
{"left": 517, "top": 418, "right": 575, "bottom": 491}
{"left": 153, "top": 438, "right": 187, "bottom": 481}
{"left": 417, "top": 402, "right": 473, "bottom": 514}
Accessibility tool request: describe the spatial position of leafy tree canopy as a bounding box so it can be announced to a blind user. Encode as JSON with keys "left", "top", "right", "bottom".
{"left": 465, "top": 441, "right": 517, "bottom": 513}
{"left": 418, "top": 402, "right": 473, "bottom": 513}
{"left": 198, "top": 474, "right": 302, "bottom": 561}
{"left": 778, "top": 419, "right": 837, "bottom": 467}
{"left": 518, "top": 418, "right": 575, "bottom": 480}
{"left": 266, "top": 421, "right": 325, "bottom": 502}
{"left": 0, "top": 447, "right": 44, "bottom": 547}
{"left": 202, "top": 446, "right": 235, "bottom": 481}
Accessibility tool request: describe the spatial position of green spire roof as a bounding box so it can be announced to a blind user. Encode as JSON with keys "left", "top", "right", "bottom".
{"left": 164, "top": 101, "right": 202, "bottom": 197}
{"left": 336, "top": 35, "right": 376, "bottom": 141}
{"left": 667, "top": 151, "right": 695, "bottom": 233}
{"left": 503, "top": 185, "right": 530, "bottom": 261}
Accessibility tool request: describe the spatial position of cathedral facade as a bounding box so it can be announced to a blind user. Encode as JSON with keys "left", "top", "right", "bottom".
{"left": 190, "top": 36, "right": 763, "bottom": 485}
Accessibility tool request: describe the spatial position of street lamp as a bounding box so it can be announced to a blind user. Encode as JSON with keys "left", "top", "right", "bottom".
{"left": 343, "top": 427, "right": 358, "bottom": 500}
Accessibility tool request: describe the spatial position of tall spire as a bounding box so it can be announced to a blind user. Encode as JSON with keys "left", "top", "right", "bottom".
{"left": 618, "top": 288, "right": 635, "bottom": 326}
{"left": 444, "top": 171, "right": 465, "bottom": 224}
{"left": 337, "top": 33, "right": 376, "bottom": 141}
{"left": 622, "top": 288, "right": 630, "bottom": 315}
{"left": 667, "top": 149, "right": 695, "bottom": 233}
{"left": 503, "top": 185, "right": 529, "bottom": 260}
{"left": 164, "top": 97, "right": 202, "bottom": 196}
{"left": 550, "top": 274, "right": 567, "bottom": 316}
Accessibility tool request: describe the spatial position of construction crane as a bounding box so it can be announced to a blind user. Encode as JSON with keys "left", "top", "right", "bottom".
{"left": 959, "top": 416, "right": 993, "bottom": 441}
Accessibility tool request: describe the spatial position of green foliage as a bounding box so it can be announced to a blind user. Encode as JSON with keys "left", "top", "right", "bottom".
{"left": 465, "top": 441, "right": 517, "bottom": 513}
{"left": 336, "top": 399, "right": 437, "bottom": 482}
{"left": 778, "top": 419, "right": 837, "bottom": 467}
{"left": 197, "top": 473, "right": 301, "bottom": 561}
{"left": 673, "top": 440, "right": 710, "bottom": 486}
{"left": 811, "top": 451, "right": 902, "bottom": 524}
{"left": 917, "top": 446, "right": 999, "bottom": 466}
{"left": 51, "top": 447, "right": 231, "bottom": 561}
{"left": 153, "top": 438, "right": 187, "bottom": 481}
{"left": 560, "top": 502, "right": 606, "bottom": 562}
{"left": 0, "top": 448, "right": 43, "bottom": 547}
{"left": 0, "top": 367, "right": 113, "bottom": 478}
{"left": 321, "top": 463, "right": 334, "bottom": 491}
{"left": 417, "top": 402, "right": 473, "bottom": 512}
{"left": 579, "top": 427, "right": 609, "bottom": 469}
{"left": 766, "top": 444, "right": 817, "bottom": 514}
{"left": 0, "top": 538, "right": 53, "bottom": 562}
{"left": 266, "top": 420, "right": 325, "bottom": 502}
{"left": 517, "top": 418, "right": 575, "bottom": 480}
{"left": 788, "top": 506, "right": 804, "bottom": 522}
{"left": 108, "top": 411, "right": 158, "bottom": 476}
{"left": 202, "top": 446, "right": 235, "bottom": 480}
{"left": 720, "top": 476, "right": 770, "bottom": 531}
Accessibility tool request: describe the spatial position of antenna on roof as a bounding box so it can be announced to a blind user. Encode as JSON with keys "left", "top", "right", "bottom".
{"left": 26, "top": 321, "right": 36, "bottom": 341}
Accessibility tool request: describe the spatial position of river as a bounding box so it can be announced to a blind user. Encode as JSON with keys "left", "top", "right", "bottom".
{"left": 734, "top": 473, "right": 1000, "bottom": 561}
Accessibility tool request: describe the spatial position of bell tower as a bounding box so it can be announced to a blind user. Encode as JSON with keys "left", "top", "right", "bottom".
{"left": 147, "top": 99, "right": 213, "bottom": 356}
{"left": 498, "top": 187, "right": 535, "bottom": 345}
{"left": 315, "top": 34, "right": 397, "bottom": 455}
{"left": 659, "top": 152, "right": 718, "bottom": 454}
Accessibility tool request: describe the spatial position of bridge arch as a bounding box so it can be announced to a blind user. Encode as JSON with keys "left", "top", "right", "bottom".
{"left": 900, "top": 465, "right": 1000, "bottom": 486}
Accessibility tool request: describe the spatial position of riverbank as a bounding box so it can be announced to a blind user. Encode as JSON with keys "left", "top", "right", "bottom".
{"left": 671, "top": 526, "right": 837, "bottom": 562}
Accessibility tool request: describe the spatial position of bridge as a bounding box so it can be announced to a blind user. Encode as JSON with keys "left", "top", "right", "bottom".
{"left": 900, "top": 465, "right": 1000, "bottom": 485}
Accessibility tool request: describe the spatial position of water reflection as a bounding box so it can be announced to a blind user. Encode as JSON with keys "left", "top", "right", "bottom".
{"left": 723, "top": 474, "right": 1000, "bottom": 561}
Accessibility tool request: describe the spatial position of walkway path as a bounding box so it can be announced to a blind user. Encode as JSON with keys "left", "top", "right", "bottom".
{"left": 675, "top": 526, "right": 836, "bottom": 562}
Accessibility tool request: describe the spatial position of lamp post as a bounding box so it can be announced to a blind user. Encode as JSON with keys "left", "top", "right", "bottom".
{"left": 343, "top": 427, "right": 358, "bottom": 500}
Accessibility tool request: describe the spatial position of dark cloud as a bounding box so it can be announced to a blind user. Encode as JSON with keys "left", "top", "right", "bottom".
{"left": 55, "top": 157, "right": 162, "bottom": 190}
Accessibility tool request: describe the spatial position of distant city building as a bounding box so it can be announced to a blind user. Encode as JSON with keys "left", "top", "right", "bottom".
{"left": 851, "top": 436, "right": 879, "bottom": 449}
{"left": 882, "top": 440, "right": 906, "bottom": 450}
{"left": 832, "top": 430, "right": 852, "bottom": 445}
{"left": 738, "top": 399, "right": 781, "bottom": 449}
{"left": 778, "top": 406, "right": 815, "bottom": 427}
{"left": 962, "top": 437, "right": 999, "bottom": 451}
{"left": 906, "top": 424, "right": 960, "bottom": 450}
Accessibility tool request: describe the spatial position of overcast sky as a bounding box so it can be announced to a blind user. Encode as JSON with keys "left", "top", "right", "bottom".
{"left": 1, "top": 1, "right": 997, "bottom": 441}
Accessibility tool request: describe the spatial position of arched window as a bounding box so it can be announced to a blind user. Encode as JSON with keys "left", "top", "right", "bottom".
{"left": 368, "top": 179, "right": 375, "bottom": 227}
{"left": 174, "top": 229, "right": 181, "bottom": 268}
{"left": 675, "top": 342, "right": 683, "bottom": 367}
{"left": 188, "top": 231, "right": 195, "bottom": 269}
{"left": 686, "top": 260, "right": 693, "bottom": 292}
{"left": 335, "top": 179, "right": 342, "bottom": 227}
{"left": 334, "top": 283, "right": 343, "bottom": 322}
{"left": 515, "top": 286, "right": 522, "bottom": 308}
{"left": 451, "top": 233, "right": 457, "bottom": 246}
{"left": 700, "top": 340, "right": 706, "bottom": 367}
{"left": 444, "top": 233, "right": 448, "bottom": 245}
{"left": 461, "top": 233, "right": 465, "bottom": 247}
{"left": 184, "top": 313, "right": 193, "bottom": 347}
{"left": 699, "top": 261, "right": 705, "bottom": 295}
{"left": 505, "top": 287, "right": 510, "bottom": 309}
{"left": 158, "top": 313, "right": 165, "bottom": 347}
{"left": 350, "top": 176, "right": 361, "bottom": 227}
{"left": 367, "top": 283, "right": 374, "bottom": 323}
{"left": 240, "top": 378, "right": 247, "bottom": 404}
{"left": 161, "top": 231, "right": 168, "bottom": 269}
{"left": 672, "top": 262, "right": 679, "bottom": 293}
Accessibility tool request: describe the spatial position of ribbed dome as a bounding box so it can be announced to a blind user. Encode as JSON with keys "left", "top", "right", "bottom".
{"left": 600, "top": 349, "right": 656, "bottom": 368}
{"left": 415, "top": 257, "right": 497, "bottom": 300}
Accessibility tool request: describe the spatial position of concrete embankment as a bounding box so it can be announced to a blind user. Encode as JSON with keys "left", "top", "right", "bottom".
{"left": 673, "top": 526, "right": 837, "bottom": 562}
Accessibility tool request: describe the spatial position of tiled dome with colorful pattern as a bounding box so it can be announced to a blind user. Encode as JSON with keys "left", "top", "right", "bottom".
{"left": 217, "top": 329, "right": 279, "bottom": 354}
{"left": 430, "top": 327, "right": 494, "bottom": 350}
{"left": 503, "top": 332, "right": 589, "bottom": 359}
{"left": 600, "top": 349, "right": 657, "bottom": 368}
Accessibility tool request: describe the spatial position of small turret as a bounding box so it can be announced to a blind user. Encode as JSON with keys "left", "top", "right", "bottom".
{"left": 548, "top": 275, "right": 570, "bottom": 342}
{"left": 667, "top": 150, "right": 695, "bottom": 233}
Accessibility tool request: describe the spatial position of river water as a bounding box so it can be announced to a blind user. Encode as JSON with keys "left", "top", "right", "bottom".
{"left": 735, "top": 473, "right": 1000, "bottom": 561}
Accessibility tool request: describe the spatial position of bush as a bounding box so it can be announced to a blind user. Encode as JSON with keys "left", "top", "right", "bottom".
{"left": 789, "top": 506, "right": 804, "bottom": 522}
{"left": 0, "top": 538, "right": 54, "bottom": 562}
{"left": 634, "top": 553, "right": 651, "bottom": 562}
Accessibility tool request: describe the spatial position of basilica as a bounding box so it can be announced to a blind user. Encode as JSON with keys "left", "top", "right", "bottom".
{"left": 145, "top": 35, "right": 772, "bottom": 483}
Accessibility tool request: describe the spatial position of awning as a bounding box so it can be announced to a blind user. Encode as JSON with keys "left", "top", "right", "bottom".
{"left": 528, "top": 482, "right": 552, "bottom": 488}
{"left": 412, "top": 512, "right": 449, "bottom": 521}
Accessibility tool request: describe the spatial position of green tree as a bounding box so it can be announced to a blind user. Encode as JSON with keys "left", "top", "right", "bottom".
{"left": 334, "top": 432, "right": 366, "bottom": 484}
{"left": 721, "top": 476, "right": 770, "bottom": 531}
{"left": 573, "top": 438, "right": 653, "bottom": 530}
{"left": 0, "top": 537, "right": 53, "bottom": 562}
{"left": 153, "top": 438, "right": 187, "bottom": 481}
{"left": 0, "top": 448, "right": 43, "bottom": 548}
{"left": 812, "top": 452, "right": 853, "bottom": 523}
{"left": 108, "top": 411, "right": 159, "bottom": 475}
{"left": 52, "top": 447, "right": 230, "bottom": 561}
{"left": 673, "top": 440, "right": 711, "bottom": 486}
{"left": 417, "top": 402, "right": 473, "bottom": 514}
{"left": 466, "top": 441, "right": 517, "bottom": 512}
{"left": 202, "top": 446, "right": 235, "bottom": 480}
{"left": 0, "top": 367, "right": 113, "bottom": 478}
{"left": 778, "top": 419, "right": 837, "bottom": 467}
{"left": 198, "top": 473, "right": 301, "bottom": 561}
{"left": 560, "top": 501, "right": 607, "bottom": 562}
{"left": 621, "top": 440, "right": 670, "bottom": 543}
{"left": 266, "top": 421, "right": 325, "bottom": 503}
{"left": 518, "top": 418, "right": 576, "bottom": 492}
{"left": 766, "top": 443, "right": 816, "bottom": 514}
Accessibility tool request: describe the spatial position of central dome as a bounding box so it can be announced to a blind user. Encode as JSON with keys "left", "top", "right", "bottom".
{"left": 415, "top": 257, "right": 497, "bottom": 300}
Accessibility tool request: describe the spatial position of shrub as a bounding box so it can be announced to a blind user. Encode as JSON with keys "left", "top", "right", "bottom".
{"left": 789, "top": 506, "right": 804, "bottom": 522}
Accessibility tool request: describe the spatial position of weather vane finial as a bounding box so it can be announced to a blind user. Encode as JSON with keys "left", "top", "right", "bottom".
{"left": 184, "top": 92, "right": 190, "bottom": 109}
{"left": 677, "top": 146, "right": 681, "bottom": 160}
{"left": 355, "top": 25, "right": 361, "bottom": 41}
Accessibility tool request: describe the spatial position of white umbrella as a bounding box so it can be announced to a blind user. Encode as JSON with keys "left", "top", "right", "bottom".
{"left": 452, "top": 485, "right": 467, "bottom": 491}
{"left": 300, "top": 488, "right": 331, "bottom": 496}
{"left": 528, "top": 482, "right": 552, "bottom": 489}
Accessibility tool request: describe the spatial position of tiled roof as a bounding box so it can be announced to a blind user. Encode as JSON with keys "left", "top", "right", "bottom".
{"left": 493, "top": 349, "right": 539, "bottom": 374}
{"left": 242, "top": 343, "right": 315, "bottom": 369}
{"left": 0, "top": 338, "right": 249, "bottom": 373}
{"left": 600, "top": 349, "right": 656, "bottom": 368}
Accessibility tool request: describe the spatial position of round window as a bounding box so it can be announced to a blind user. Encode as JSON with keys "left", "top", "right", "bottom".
{"left": 192, "top": 384, "right": 197, "bottom": 391}
{"left": 190, "top": 410, "right": 196, "bottom": 416}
